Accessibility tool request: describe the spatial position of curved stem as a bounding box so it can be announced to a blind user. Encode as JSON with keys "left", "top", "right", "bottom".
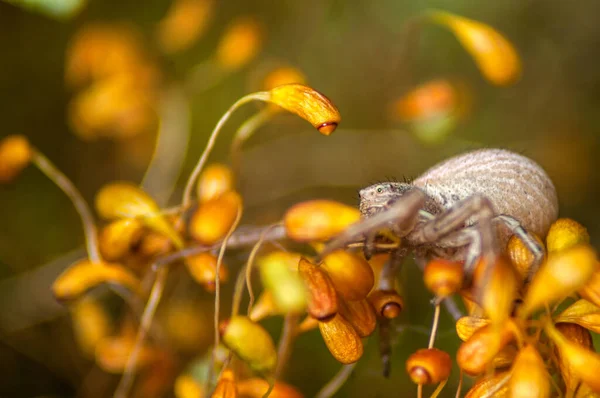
{"left": 430, "top": 380, "right": 447, "bottom": 398}
{"left": 315, "top": 363, "right": 357, "bottom": 398}
{"left": 231, "top": 265, "right": 247, "bottom": 317}
{"left": 230, "top": 108, "right": 273, "bottom": 178}
{"left": 274, "top": 313, "right": 299, "bottom": 379}
{"left": 32, "top": 151, "right": 100, "bottom": 263}
{"left": 428, "top": 304, "right": 441, "bottom": 349}
{"left": 454, "top": 370, "right": 463, "bottom": 398}
{"left": 181, "top": 92, "right": 269, "bottom": 209}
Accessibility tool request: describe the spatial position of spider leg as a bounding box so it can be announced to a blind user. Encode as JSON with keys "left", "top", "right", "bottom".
{"left": 318, "top": 189, "right": 426, "bottom": 260}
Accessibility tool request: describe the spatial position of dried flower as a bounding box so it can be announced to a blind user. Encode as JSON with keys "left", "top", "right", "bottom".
{"left": 98, "top": 218, "right": 145, "bottom": 261}
{"left": 506, "top": 232, "right": 545, "bottom": 281}
{"left": 338, "top": 298, "right": 377, "bottom": 337}
{"left": 321, "top": 250, "right": 374, "bottom": 301}
{"left": 297, "top": 257, "right": 338, "bottom": 321}
{"left": 456, "top": 322, "right": 514, "bottom": 375}
{"left": 185, "top": 252, "right": 229, "bottom": 292}
{"left": 196, "top": 163, "right": 234, "bottom": 203}
{"left": 190, "top": 191, "right": 242, "bottom": 245}
{"left": 455, "top": 316, "right": 490, "bottom": 342}
{"left": 318, "top": 313, "right": 363, "bottom": 364}
{"left": 368, "top": 289, "right": 404, "bottom": 319}
{"left": 284, "top": 200, "right": 359, "bottom": 242}
{"left": 508, "top": 344, "right": 550, "bottom": 398}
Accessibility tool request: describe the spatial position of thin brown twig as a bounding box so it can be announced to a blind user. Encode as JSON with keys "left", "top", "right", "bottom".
{"left": 428, "top": 304, "right": 441, "bottom": 349}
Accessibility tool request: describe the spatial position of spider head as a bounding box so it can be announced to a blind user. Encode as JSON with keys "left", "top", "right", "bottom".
{"left": 359, "top": 182, "right": 413, "bottom": 217}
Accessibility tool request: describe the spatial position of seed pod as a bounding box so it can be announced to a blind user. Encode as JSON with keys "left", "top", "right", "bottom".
{"left": 318, "top": 313, "right": 363, "bottom": 364}
{"left": 368, "top": 289, "right": 404, "bottom": 319}
{"left": 457, "top": 322, "right": 515, "bottom": 376}
{"left": 220, "top": 316, "right": 277, "bottom": 375}
{"left": 580, "top": 270, "right": 600, "bottom": 309}
{"left": 473, "top": 255, "right": 518, "bottom": 327}
{"left": 520, "top": 244, "right": 599, "bottom": 318}
{"left": 259, "top": 252, "right": 307, "bottom": 314}
{"left": 156, "top": 0, "right": 213, "bottom": 53}
{"left": 321, "top": 250, "right": 374, "bottom": 301}
{"left": 556, "top": 299, "right": 600, "bottom": 334}
{"left": 190, "top": 191, "right": 242, "bottom": 245}
{"left": 506, "top": 233, "right": 545, "bottom": 281}
{"left": 236, "top": 378, "right": 303, "bottom": 398}
{"left": 215, "top": 16, "right": 263, "bottom": 71}
{"left": 262, "top": 67, "right": 306, "bottom": 91}
{"left": 455, "top": 316, "right": 490, "bottom": 342}
{"left": 52, "top": 259, "right": 142, "bottom": 301}
{"left": 465, "top": 371, "right": 510, "bottom": 398}
{"left": 298, "top": 315, "right": 319, "bottom": 333}
{"left": 267, "top": 84, "right": 341, "bottom": 135}
{"left": 95, "top": 182, "right": 182, "bottom": 246}
{"left": 284, "top": 200, "right": 359, "bottom": 241}
{"left": 546, "top": 321, "right": 600, "bottom": 392}
{"left": 554, "top": 323, "right": 594, "bottom": 393}
{"left": 71, "top": 296, "right": 112, "bottom": 357}
{"left": 428, "top": 10, "right": 521, "bottom": 86}
{"left": 185, "top": 252, "right": 229, "bottom": 292}
{"left": 174, "top": 374, "right": 204, "bottom": 398}
{"left": 338, "top": 298, "right": 377, "bottom": 337}
{"left": 196, "top": 163, "right": 233, "bottom": 203}
{"left": 423, "top": 258, "right": 464, "bottom": 297}
{"left": 212, "top": 369, "right": 237, "bottom": 398}
{"left": 406, "top": 348, "right": 452, "bottom": 384}
{"left": 297, "top": 257, "right": 338, "bottom": 321}
{"left": 0, "top": 134, "right": 32, "bottom": 183}
{"left": 508, "top": 344, "right": 550, "bottom": 398}
{"left": 99, "top": 218, "right": 145, "bottom": 261}
{"left": 547, "top": 218, "right": 589, "bottom": 253}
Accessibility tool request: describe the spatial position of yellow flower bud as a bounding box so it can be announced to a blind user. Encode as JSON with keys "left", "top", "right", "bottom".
{"left": 465, "top": 371, "right": 510, "bottom": 398}
{"left": 547, "top": 218, "right": 590, "bottom": 253}
{"left": 546, "top": 321, "right": 600, "bottom": 392}
{"left": 506, "top": 232, "right": 545, "bottom": 281}
{"left": 249, "top": 291, "right": 279, "bottom": 322}
{"left": 297, "top": 257, "right": 338, "bottom": 321}
{"left": 284, "top": 200, "right": 359, "bottom": 242}
{"left": 262, "top": 67, "right": 306, "bottom": 91}
{"left": 368, "top": 289, "right": 404, "bottom": 319}
{"left": 215, "top": 17, "right": 263, "bottom": 71}
{"left": 473, "top": 255, "right": 518, "bottom": 326}
{"left": 196, "top": 163, "right": 234, "bottom": 203}
{"left": 156, "top": 0, "right": 213, "bottom": 53}
{"left": 174, "top": 374, "right": 205, "bottom": 398}
{"left": 267, "top": 84, "right": 341, "bottom": 135}
{"left": 423, "top": 258, "right": 464, "bottom": 297}
{"left": 190, "top": 191, "right": 242, "bottom": 245}
{"left": 321, "top": 250, "right": 374, "bottom": 301}
{"left": 508, "top": 345, "right": 550, "bottom": 398}
{"left": 212, "top": 369, "right": 237, "bottom": 398}
{"left": 99, "top": 218, "right": 145, "bottom": 261}
{"left": 258, "top": 251, "right": 302, "bottom": 271}
{"left": 71, "top": 296, "right": 112, "bottom": 357}
{"left": 0, "top": 135, "right": 32, "bottom": 183}
{"left": 220, "top": 316, "right": 277, "bottom": 375}
{"left": 554, "top": 323, "right": 594, "bottom": 393}
{"left": 338, "top": 298, "right": 377, "bottom": 337}
{"left": 185, "top": 252, "right": 229, "bottom": 292}
{"left": 520, "top": 244, "right": 598, "bottom": 318}
{"left": 457, "top": 322, "right": 515, "bottom": 376}
{"left": 259, "top": 252, "right": 307, "bottom": 314}
{"left": 52, "top": 259, "right": 142, "bottom": 301}
{"left": 428, "top": 10, "right": 521, "bottom": 86}
{"left": 236, "top": 379, "right": 303, "bottom": 398}
{"left": 406, "top": 348, "right": 452, "bottom": 385}
{"left": 96, "top": 333, "right": 159, "bottom": 373}
{"left": 455, "top": 316, "right": 490, "bottom": 342}
{"left": 318, "top": 313, "right": 363, "bottom": 364}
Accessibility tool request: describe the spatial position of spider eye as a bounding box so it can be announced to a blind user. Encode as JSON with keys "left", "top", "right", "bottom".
{"left": 377, "top": 187, "right": 383, "bottom": 193}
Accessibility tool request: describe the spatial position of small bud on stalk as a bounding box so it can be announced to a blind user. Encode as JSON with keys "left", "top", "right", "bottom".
{"left": 406, "top": 348, "right": 452, "bottom": 385}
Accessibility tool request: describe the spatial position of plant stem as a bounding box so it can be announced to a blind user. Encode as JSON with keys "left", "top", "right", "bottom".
{"left": 315, "top": 363, "right": 357, "bottom": 398}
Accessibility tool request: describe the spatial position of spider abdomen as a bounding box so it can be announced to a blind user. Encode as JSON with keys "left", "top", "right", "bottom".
{"left": 413, "top": 149, "right": 558, "bottom": 240}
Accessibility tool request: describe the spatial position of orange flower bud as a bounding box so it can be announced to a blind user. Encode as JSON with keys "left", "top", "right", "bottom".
{"left": 99, "top": 218, "right": 145, "bottom": 261}
{"left": 506, "top": 232, "right": 545, "bottom": 281}
{"left": 556, "top": 299, "right": 600, "bottom": 335}
{"left": 391, "top": 80, "right": 456, "bottom": 122}
{"left": 212, "top": 369, "right": 237, "bottom": 398}
{"left": 215, "top": 17, "right": 263, "bottom": 71}
{"left": 554, "top": 323, "right": 594, "bottom": 393}
{"left": 156, "top": 0, "right": 214, "bottom": 53}
{"left": 196, "top": 163, "right": 234, "bottom": 203}
{"left": 174, "top": 374, "right": 205, "bottom": 398}
{"left": 520, "top": 244, "right": 598, "bottom": 318}
{"left": 545, "top": 321, "right": 600, "bottom": 392}
{"left": 580, "top": 269, "right": 600, "bottom": 309}
{"left": 96, "top": 333, "right": 159, "bottom": 373}
{"left": 455, "top": 316, "right": 490, "bottom": 342}
{"left": 259, "top": 252, "right": 307, "bottom": 314}
{"left": 298, "top": 315, "right": 319, "bottom": 333}
{"left": 546, "top": 218, "right": 590, "bottom": 253}
{"left": 95, "top": 182, "right": 182, "bottom": 246}
{"left": 423, "top": 258, "right": 464, "bottom": 297}
{"left": 0, "top": 135, "right": 32, "bottom": 183}
{"left": 338, "top": 298, "right": 377, "bottom": 337}
{"left": 52, "top": 259, "right": 142, "bottom": 301}
{"left": 508, "top": 345, "right": 550, "bottom": 398}
{"left": 428, "top": 10, "right": 521, "bottom": 86}
{"left": 190, "top": 191, "right": 242, "bottom": 245}
{"left": 262, "top": 67, "right": 306, "bottom": 92}
{"left": 297, "top": 258, "right": 338, "bottom": 321}
{"left": 321, "top": 250, "right": 374, "bottom": 301}
{"left": 71, "top": 296, "right": 112, "bottom": 357}
{"left": 406, "top": 348, "right": 452, "bottom": 385}
{"left": 284, "top": 200, "right": 359, "bottom": 242}
{"left": 185, "top": 252, "right": 229, "bottom": 292}
{"left": 236, "top": 378, "right": 303, "bottom": 398}
{"left": 368, "top": 289, "right": 404, "bottom": 319}
{"left": 318, "top": 313, "right": 363, "bottom": 364}
{"left": 220, "top": 316, "right": 277, "bottom": 375}
{"left": 267, "top": 84, "right": 341, "bottom": 135}
{"left": 465, "top": 371, "right": 510, "bottom": 398}
{"left": 473, "top": 255, "right": 518, "bottom": 326}
{"left": 457, "top": 323, "right": 515, "bottom": 376}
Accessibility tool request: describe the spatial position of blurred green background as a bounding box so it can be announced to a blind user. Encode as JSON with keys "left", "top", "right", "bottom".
{"left": 1, "top": 0, "right": 600, "bottom": 396}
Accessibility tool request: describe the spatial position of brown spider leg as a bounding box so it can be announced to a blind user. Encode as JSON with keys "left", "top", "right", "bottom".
{"left": 318, "top": 189, "right": 426, "bottom": 260}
